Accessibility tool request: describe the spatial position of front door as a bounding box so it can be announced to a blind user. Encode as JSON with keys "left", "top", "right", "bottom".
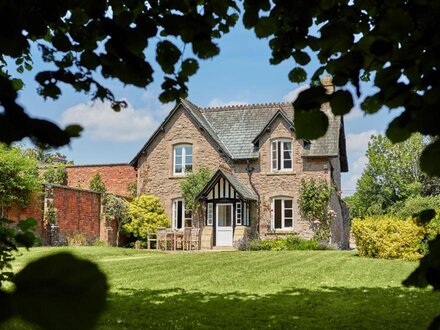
{"left": 216, "top": 203, "right": 233, "bottom": 246}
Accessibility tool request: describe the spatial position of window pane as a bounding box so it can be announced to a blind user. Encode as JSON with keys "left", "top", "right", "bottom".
{"left": 285, "top": 209, "right": 293, "bottom": 218}
{"left": 185, "top": 146, "right": 192, "bottom": 156}
{"left": 175, "top": 164, "right": 183, "bottom": 173}
{"left": 207, "top": 203, "right": 213, "bottom": 225}
{"left": 274, "top": 199, "right": 282, "bottom": 229}
{"left": 284, "top": 218, "right": 293, "bottom": 227}
{"left": 177, "top": 201, "right": 183, "bottom": 229}
{"left": 185, "top": 208, "right": 192, "bottom": 219}
{"left": 185, "top": 164, "right": 192, "bottom": 172}
{"left": 284, "top": 200, "right": 293, "bottom": 209}
{"left": 283, "top": 141, "right": 292, "bottom": 151}
{"left": 283, "top": 159, "right": 292, "bottom": 169}
{"left": 185, "top": 154, "right": 192, "bottom": 165}
{"left": 218, "top": 205, "right": 232, "bottom": 227}
{"left": 272, "top": 141, "right": 278, "bottom": 171}
{"left": 175, "top": 147, "right": 183, "bottom": 156}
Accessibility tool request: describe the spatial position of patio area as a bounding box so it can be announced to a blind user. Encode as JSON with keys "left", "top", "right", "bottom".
{"left": 147, "top": 227, "right": 201, "bottom": 251}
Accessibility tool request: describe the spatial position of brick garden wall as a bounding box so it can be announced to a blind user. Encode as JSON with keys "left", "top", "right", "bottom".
{"left": 7, "top": 185, "right": 116, "bottom": 246}
{"left": 51, "top": 185, "right": 102, "bottom": 244}
{"left": 66, "top": 164, "right": 137, "bottom": 197}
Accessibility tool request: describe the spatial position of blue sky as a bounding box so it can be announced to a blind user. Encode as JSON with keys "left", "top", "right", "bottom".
{"left": 13, "top": 22, "right": 400, "bottom": 196}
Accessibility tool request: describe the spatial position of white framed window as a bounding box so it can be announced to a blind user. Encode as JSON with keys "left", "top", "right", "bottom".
{"left": 236, "top": 202, "right": 242, "bottom": 225}
{"left": 207, "top": 203, "right": 213, "bottom": 225}
{"left": 242, "top": 202, "right": 250, "bottom": 226}
{"left": 271, "top": 139, "right": 292, "bottom": 172}
{"left": 271, "top": 197, "right": 293, "bottom": 230}
{"left": 173, "top": 144, "right": 192, "bottom": 175}
{"left": 172, "top": 199, "right": 192, "bottom": 229}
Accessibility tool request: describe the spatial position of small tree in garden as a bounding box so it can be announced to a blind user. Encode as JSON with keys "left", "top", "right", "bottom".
{"left": 180, "top": 166, "right": 212, "bottom": 226}
{"left": 124, "top": 195, "right": 170, "bottom": 241}
{"left": 103, "top": 194, "right": 129, "bottom": 246}
{"left": 89, "top": 172, "right": 106, "bottom": 193}
{"left": 299, "top": 178, "right": 334, "bottom": 242}
{"left": 0, "top": 144, "right": 41, "bottom": 218}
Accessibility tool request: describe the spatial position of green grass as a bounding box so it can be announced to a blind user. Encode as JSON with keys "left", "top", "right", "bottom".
{"left": 2, "top": 247, "right": 439, "bottom": 329}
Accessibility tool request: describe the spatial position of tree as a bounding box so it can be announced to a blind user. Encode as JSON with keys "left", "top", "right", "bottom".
{"left": 89, "top": 172, "right": 106, "bottom": 193}
{"left": 0, "top": 144, "right": 41, "bottom": 218}
{"left": 103, "top": 194, "right": 129, "bottom": 246}
{"left": 349, "top": 134, "right": 426, "bottom": 218}
{"left": 180, "top": 166, "right": 212, "bottom": 226}
{"left": 124, "top": 195, "right": 170, "bottom": 241}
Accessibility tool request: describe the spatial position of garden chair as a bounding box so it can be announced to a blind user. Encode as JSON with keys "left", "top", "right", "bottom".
{"left": 182, "top": 227, "right": 192, "bottom": 250}
{"left": 147, "top": 231, "right": 157, "bottom": 250}
{"left": 190, "top": 228, "right": 200, "bottom": 250}
{"left": 156, "top": 227, "right": 169, "bottom": 250}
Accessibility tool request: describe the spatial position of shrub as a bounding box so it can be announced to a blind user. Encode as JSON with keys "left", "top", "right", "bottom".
{"left": 298, "top": 178, "right": 334, "bottom": 241}
{"left": 419, "top": 212, "right": 440, "bottom": 255}
{"left": 123, "top": 195, "right": 170, "bottom": 241}
{"left": 67, "top": 233, "right": 88, "bottom": 246}
{"left": 390, "top": 195, "right": 440, "bottom": 220}
{"left": 352, "top": 216, "right": 425, "bottom": 261}
{"left": 89, "top": 172, "right": 106, "bottom": 193}
{"left": 236, "top": 235, "right": 328, "bottom": 251}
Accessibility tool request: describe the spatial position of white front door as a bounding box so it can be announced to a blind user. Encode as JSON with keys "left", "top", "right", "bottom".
{"left": 216, "top": 203, "right": 233, "bottom": 246}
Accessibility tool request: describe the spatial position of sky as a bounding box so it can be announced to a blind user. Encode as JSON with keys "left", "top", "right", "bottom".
{"left": 12, "top": 22, "right": 402, "bottom": 197}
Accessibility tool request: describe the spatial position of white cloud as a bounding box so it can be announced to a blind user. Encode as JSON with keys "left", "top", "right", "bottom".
{"left": 346, "top": 130, "right": 379, "bottom": 154}
{"left": 60, "top": 101, "right": 159, "bottom": 142}
{"left": 342, "top": 130, "right": 382, "bottom": 196}
{"left": 344, "top": 107, "right": 364, "bottom": 122}
{"left": 283, "top": 85, "right": 310, "bottom": 102}
{"left": 207, "top": 98, "right": 248, "bottom": 107}
{"left": 141, "top": 91, "right": 174, "bottom": 116}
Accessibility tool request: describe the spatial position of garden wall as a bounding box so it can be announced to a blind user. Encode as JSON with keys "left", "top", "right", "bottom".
{"left": 8, "top": 184, "right": 117, "bottom": 246}
{"left": 66, "top": 163, "right": 136, "bottom": 197}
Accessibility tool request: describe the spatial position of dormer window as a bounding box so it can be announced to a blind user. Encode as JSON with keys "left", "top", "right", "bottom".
{"left": 271, "top": 139, "right": 292, "bottom": 172}
{"left": 174, "top": 144, "right": 192, "bottom": 175}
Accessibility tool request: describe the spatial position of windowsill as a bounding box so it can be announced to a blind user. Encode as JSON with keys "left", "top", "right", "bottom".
{"left": 169, "top": 175, "right": 187, "bottom": 179}
{"left": 265, "top": 171, "right": 296, "bottom": 176}
{"left": 266, "top": 229, "right": 296, "bottom": 235}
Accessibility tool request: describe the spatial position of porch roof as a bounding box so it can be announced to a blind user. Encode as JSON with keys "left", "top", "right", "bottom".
{"left": 197, "top": 169, "right": 257, "bottom": 202}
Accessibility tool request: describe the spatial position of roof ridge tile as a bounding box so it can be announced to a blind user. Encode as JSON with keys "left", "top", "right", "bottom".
{"left": 201, "top": 101, "right": 292, "bottom": 112}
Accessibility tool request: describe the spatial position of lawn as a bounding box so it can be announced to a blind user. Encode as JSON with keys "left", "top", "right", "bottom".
{"left": 2, "top": 247, "right": 439, "bottom": 329}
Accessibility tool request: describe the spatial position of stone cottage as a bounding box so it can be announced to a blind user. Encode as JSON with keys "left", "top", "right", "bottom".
{"left": 130, "top": 82, "right": 349, "bottom": 249}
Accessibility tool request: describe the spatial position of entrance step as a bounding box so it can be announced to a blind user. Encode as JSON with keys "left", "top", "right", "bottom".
{"left": 212, "top": 246, "right": 237, "bottom": 251}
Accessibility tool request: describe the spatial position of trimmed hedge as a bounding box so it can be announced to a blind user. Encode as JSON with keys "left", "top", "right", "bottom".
{"left": 237, "top": 235, "right": 328, "bottom": 251}
{"left": 352, "top": 215, "right": 436, "bottom": 261}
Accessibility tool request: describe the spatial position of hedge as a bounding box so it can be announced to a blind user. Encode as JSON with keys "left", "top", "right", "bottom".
{"left": 352, "top": 215, "right": 440, "bottom": 261}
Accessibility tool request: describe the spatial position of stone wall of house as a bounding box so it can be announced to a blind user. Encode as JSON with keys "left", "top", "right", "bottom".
{"left": 66, "top": 164, "right": 137, "bottom": 197}
{"left": 232, "top": 116, "right": 331, "bottom": 240}
{"left": 137, "top": 107, "right": 339, "bottom": 245}
{"left": 7, "top": 185, "right": 116, "bottom": 246}
{"left": 137, "top": 105, "right": 232, "bottom": 221}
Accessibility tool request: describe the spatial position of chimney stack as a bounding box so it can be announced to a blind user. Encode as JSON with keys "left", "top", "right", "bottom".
{"left": 321, "top": 75, "right": 335, "bottom": 94}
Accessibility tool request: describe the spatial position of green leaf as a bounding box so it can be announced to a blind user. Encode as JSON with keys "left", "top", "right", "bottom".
{"left": 180, "top": 58, "right": 199, "bottom": 77}
{"left": 254, "top": 17, "right": 276, "bottom": 38}
{"left": 386, "top": 116, "right": 411, "bottom": 143}
{"left": 295, "top": 110, "right": 329, "bottom": 139}
{"left": 64, "top": 125, "right": 83, "bottom": 138}
{"left": 13, "top": 253, "right": 108, "bottom": 330}
{"left": 292, "top": 51, "right": 311, "bottom": 66}
{"left": 293, "top": 86, "right": 329, "bottom": 110}
{"left": 156, "top": 40, "right": 181, "bottom": 74}
{"left": 11, "top": 78, "right": 24, "bottom": 91}
{"left": 330, "top": 90, "right": 353, "bottom": 116}
{"left": 420, "top": 140, "right": 440, "bottom": 177}
{"left": 288, "top": 67, "right": 307, "bottom": 83}
{"left": 361, "top": 95, "right": 383, "bottom": 114}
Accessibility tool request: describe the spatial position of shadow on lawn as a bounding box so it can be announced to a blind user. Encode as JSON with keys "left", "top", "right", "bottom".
{"left": 100, "top": 286, "right": 439, "bottom": 329}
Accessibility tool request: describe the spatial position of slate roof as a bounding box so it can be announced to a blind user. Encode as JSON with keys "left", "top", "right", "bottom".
{"left": 197, "top": 169, "right": 258, "bottom": 201}
{"left": 130, "top": 98, "right": 348, "bottom": 172}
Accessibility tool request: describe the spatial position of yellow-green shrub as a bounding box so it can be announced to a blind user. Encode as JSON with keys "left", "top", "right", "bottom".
{"left": 123, "top": 195, "right": 170, "bottom": 241}
{"left": 352, "top": 215, "right": 425, "bottom": 261}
